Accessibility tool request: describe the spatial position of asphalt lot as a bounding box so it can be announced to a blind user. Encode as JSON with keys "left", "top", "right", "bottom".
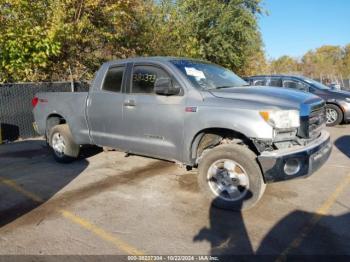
{"left": 0, "top": 126, "right": 349, "bottom": 258}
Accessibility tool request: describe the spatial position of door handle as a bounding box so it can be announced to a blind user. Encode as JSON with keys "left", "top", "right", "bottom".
{"left": 124, "top": 99, "right": 136, "bottom": 107}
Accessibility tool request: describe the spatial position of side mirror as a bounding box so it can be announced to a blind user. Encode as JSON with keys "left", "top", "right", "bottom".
{"left": 154, "top": 78, "right": 180, "bottom": 96}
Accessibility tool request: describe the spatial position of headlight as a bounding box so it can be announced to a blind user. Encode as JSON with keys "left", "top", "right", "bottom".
{"left": 345, "top": 97, "right": 350, "bottom": 103}
{"left": 259, "top": 110, "right": 300, "bottom": 129}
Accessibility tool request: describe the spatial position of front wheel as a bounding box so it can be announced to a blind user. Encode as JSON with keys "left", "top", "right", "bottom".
{"left": 49, "top": 124, "right": 80, "bottom": 163}
{"left": 198, "top": 144, "right": 266, "bottom": 211}
{"left": 326, "top": 104, "right": 343, "bottom": 126}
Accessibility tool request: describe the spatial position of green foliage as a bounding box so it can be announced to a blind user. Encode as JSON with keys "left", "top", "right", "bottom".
{"left": 343, "top": 44, "right": 350, "bottom": 77}
{"left": 270, "top": 45, "right": 350, "bottom": 79}
{"left": 270, "top": 55, "right": 299, "bottom": 74}
{"left": 0, "top": 0, "right": 158, "bottom": 82}
{"left": 46, "top": 0, "right": 157, "bottom": 80}
{"left": 0, "top": 0, "right": 266, "bottom": 82}
{"left": 2, "top": 1, "right": 349, "bottom": 83}
{"left": 0, "top": 1, "right": 61, "bottom": 81}
{"left": 301, "top": 45, "right": 344, "bottom": 77}
{"left": 148, "top": 0, "right": 266, "bottom": 75}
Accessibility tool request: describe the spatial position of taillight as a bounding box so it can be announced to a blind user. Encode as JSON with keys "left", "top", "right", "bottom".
{"left": 32, "top": 97, "right": 39, "bottom": 107}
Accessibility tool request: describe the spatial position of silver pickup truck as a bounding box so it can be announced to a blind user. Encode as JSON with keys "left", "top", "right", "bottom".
{"left": 33, "top": 57, "right": 332, "bottom": 210}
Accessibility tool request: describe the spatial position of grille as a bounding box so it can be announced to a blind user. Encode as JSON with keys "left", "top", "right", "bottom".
{"left": 308, "top": 105, "right": 326, "bottom": 139}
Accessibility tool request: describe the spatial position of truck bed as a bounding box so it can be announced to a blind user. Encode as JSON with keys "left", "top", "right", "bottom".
{"left": 33, "top": 92, "right": 91, "bottom": 144}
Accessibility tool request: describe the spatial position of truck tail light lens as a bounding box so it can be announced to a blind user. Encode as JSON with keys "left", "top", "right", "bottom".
{"left": 32, "top": 97, "right": 39, "bottom": 107}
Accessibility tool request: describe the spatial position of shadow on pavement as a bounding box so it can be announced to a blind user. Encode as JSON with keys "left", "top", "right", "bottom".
{"left": 257, "top": 210, "right": 350, "bottom": 255}
{"left": 193, "top": 193, "right": 254, "bottom": 255}
{"left": 194, "top": 197, "right": 350, "bottom": 256}
{"left": 0, "top": 140, "right": 101, "bottom": 228}
{"left": 334, "top": 135, "right": 350, "bottom": 158}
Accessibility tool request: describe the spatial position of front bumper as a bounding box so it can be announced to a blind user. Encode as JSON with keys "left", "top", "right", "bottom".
{"left": 258, "top": 130, "right": 332, "bottom": 183}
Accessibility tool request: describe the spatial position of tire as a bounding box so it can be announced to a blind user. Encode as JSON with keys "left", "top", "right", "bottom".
{"left": 326, "top": 104, "right": 343, "bottom": 126}
{"left": 49, "top": 124, "right": 80, "bottom": 163}
{"left": 198, "top": 144, "right": 266, "bottom": 211}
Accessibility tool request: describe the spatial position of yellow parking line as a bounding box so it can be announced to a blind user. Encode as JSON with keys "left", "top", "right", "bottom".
{"left": 0, "top": 177, "right": 44, "bottom": 203}
{"left": 0, "top": 177, "right": 144, "bottom": 255}
{"left": 277, "top": 174, "right": 350, "bottom": 261}
{"left": 60, "top": 210, "right": 143, "bottom": 255}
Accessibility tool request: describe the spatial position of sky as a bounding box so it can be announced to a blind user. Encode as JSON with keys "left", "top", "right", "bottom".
{"left": 259, "top": 0, "right": 350, "bottom": 59}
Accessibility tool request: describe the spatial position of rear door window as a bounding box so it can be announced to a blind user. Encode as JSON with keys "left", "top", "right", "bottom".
{"left": 102, "top": 67, "right": 125, "bottom": 93}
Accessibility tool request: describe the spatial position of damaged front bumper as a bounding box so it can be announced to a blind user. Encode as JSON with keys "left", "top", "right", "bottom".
{"left": 258, "top": 130, "right": 332, "bottom": 183}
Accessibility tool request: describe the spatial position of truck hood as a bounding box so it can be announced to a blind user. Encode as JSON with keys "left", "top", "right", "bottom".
{"left": 208, "top": 86, "right": 321, "bottom": 110}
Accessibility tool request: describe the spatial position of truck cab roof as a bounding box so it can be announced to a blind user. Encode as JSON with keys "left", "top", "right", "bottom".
{"left": 102, "top": 56, "right": 208, "bottom": 67}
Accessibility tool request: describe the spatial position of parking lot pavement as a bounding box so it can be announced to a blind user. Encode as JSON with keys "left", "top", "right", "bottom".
{"left": 0, "top": 126, "right": 349, "bottom": 256}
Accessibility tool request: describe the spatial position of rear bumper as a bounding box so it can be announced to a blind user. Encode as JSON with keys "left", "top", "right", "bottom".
{"left": 258, "top": 130, "right": 332, "bottom": 183}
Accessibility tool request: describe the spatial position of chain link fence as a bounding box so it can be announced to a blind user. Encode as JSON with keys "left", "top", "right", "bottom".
{"left": 0, "top": 82, "right": 89, "bottom": 142}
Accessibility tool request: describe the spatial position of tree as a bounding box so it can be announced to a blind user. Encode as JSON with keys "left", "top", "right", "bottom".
{"left": 0, "top": 0, "right": 157, "bottom": 82}
{"left": 41, "top": 0, "right": 157, "bottom": 81}
{"left": 301, "top": 45, "right": 343, "bottom": 78}
{"left": 0, "top": 1, "right": 61, "bottom": 82}
{"left": 244, "top": 48, "right": 269, "bottom": 76}
{"left": 0, "top": 0, "right": 266, "bottom": 82}
{"left": 342, "top": 44, "right": 350, "bottom": 78}
{"left": 269, "top": 55, "right": 299, "bottom": 74}
{"left": 146, "top": 0, "right": 266, "bottom": 75}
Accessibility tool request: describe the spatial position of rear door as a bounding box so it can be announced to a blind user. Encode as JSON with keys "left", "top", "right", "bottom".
{"left": 87, "top": 64, "right": 128, "bottom": 148}
{"left": 122, "top": 63, "right": 186, "bottom": 161}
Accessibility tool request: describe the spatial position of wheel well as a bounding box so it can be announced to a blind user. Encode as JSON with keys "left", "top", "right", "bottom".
{"left": 190, "top": 128, "right": 258, "bottom": 164}
{"left": 46, "top": 114, "right": 66, "bottom": 137}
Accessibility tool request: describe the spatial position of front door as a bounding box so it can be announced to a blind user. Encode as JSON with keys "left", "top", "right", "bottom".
{"left": 122, "top": 64, "right": 186, "bottom": 161}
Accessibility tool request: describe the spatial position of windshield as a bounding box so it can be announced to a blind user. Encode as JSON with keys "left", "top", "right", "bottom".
{"left": 170, "top": 60, "right": 248, "bottom": 90}
{"left": 302, "top": 77, "right": 330, "bottom": 90}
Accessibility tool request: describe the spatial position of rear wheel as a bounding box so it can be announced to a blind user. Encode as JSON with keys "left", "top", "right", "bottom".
{"left": 198, "top": 144, "right": 266, "bottom": 211}
{"left": 326, "top": 104, "right": 343, "bottom": 126}
{"left": 49, "top": 124, "right": 80, "bottom": 163}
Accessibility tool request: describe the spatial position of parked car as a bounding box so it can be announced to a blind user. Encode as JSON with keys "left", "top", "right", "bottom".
{"left": 33, "top": 57, "right": 331, "bottom": 211}
{"left": 244, "top": 75, "right": 350, "bottom": 126}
